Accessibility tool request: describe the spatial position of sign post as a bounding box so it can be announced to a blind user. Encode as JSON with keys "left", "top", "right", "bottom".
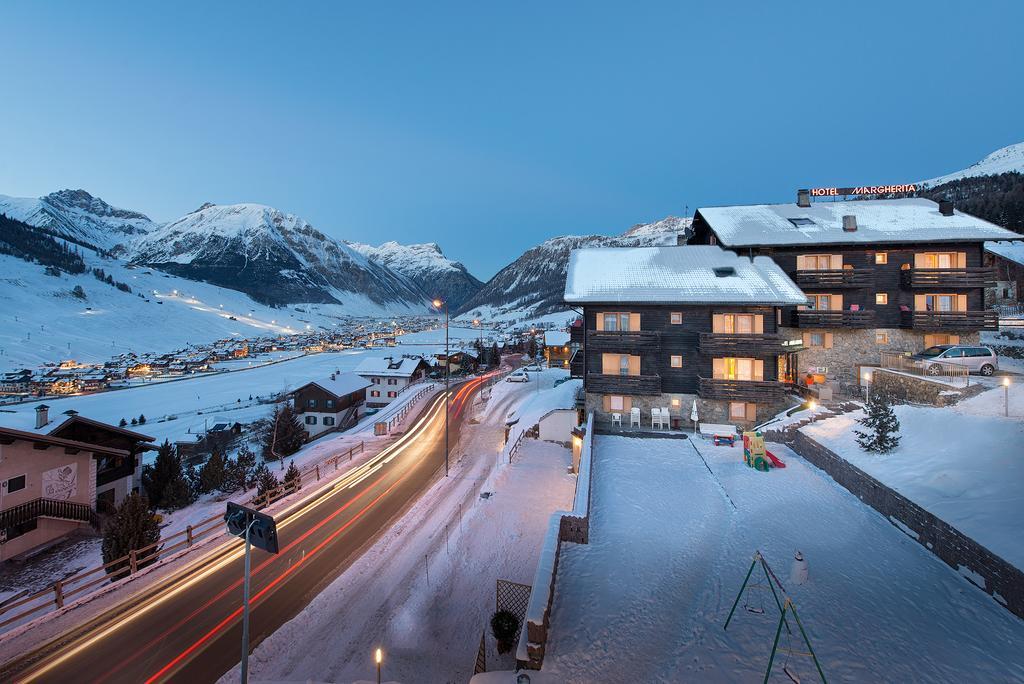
{"left": 225, "top": 502, "right": 279, "bottom": 684}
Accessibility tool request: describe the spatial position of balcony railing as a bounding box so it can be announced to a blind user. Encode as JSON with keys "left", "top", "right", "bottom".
{"left": 586, "top": 330, "right": 661, "bottom": 353}
{"left": 586, "top": 372, "right": 662, "bottom": 396}
{"left": 698, "top": 377, "right": 788, "bottom": 402}
{"left": 794, "top": 268, "right": 874, "bottom": 289}
{"left": 790, "top": 310, "right": 876, "bottom": 328}
{"left": 900, "top": 310, "right": 999, "bottom": 331}
{"left": 900, "top": 267, "right": 996, "bottom": 289}
{"left": 698, "top": 332, "right": 802, "bottom": 356}
{"left": 0, "top": 497, "right": 93, "bottom": 532}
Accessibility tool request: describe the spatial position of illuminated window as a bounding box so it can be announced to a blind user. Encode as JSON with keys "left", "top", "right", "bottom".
{"left": 670, "top": 355, "right": 682, "bottom": 368}
{"left": 809, "top": 333, "right": 825, "bottom": 346}
{"left": 875, "top": 332, "right": 889, "bottom": 345}
{"left": 875, "top": 252, "right": 888, "bottom": 264}
{"left": 670, "top": 312, "right": 683, "bottom": 324}
{"left": 671, "top": 397, "right": 681, "bottom": 408}
{"left": 876, "top": 293, "right": 888, "bottom": 305}
{"left": 729, "top": 402, "right": 754, "bottom": 421}
{"left": 608, "top": 395, "right": 624, "bottom": 411}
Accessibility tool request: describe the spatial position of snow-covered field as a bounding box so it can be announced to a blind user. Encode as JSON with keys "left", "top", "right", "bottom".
{"left": 0, "top": 327, "right": 480, "bottom": 456}
{"left": 802, "top": 380, "right": 1024, "bottom": 570}
{"left": 228, "top": 367, "right": 577, "bottom": 683}
{"left": 542, "top": 435, "right": 1024, "bottom": 682}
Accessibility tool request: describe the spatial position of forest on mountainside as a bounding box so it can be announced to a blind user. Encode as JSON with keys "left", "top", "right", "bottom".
{"left": 922, "top": 172, "right": 1024, "bottom": 236}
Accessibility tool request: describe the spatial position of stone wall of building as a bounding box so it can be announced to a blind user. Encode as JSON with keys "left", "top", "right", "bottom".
{"left": 784, "top": 430, "right": 1024, "bottom": 621}
{"left": 870, "top": 368, "right": 974, "bottom": 406}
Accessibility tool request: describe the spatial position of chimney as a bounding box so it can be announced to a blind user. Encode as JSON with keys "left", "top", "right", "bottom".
{"left": 939, "top": 199, "right": 954, "bottom": 216}
{"left": 842, "top": 215, "right": 858, "bottom": 232}
{"left": 797, "top": 189, "right": 811, "bottom": 208}
{"left": 35, "top": 404, "right": 50, "bottom": 430}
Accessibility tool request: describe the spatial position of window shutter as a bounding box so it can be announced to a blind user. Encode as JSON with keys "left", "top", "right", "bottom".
{"left": 924, "top": 334, "right": 935, "bottom": 348}
{"left": 754, "top": 359, "right": 764, "bottom": 381}
{"left": 802, "top": 332, "right": 811, "bottom": 347}
{"left": 628, "top": 355, "right": 641, "bottom": 376}
{"left": 629, "top": 313, "right": 641, "bottom": 331}
{"left": 712, "top": 314, "right": 726, "bottom": 333}
{"left": 824, "top": 333, "right": 834, "bottom": 349}
{"left": 602, "top": 354, "right": 617, "bottom": 375}
{"left": 914, "top": 253, "right": 927, "bottom": 269}
{"left": 833, "top": 294, "right": 844, "bottom": 311}
{"left": 956, "top": 294, "right": 967, "bottom": 311}
{"left": 602, "top": 395, "right": 611, "bottom": 412}
{"left": 713, "top": 358, "right": 725, "bottom": 379}
{"left": 950, "top": 335, "right": 960, "bottom": 344}
{"left": 914, "top": 294, "right": 927, "bottom": 311}
{"left": 957, "top": 252, "right": 967, "bottom": 269}
{"left": 745, "top": 403, "right": 757, "bottom": 422}
{"left": 796, "top": 255, "right": 807, "bottom": 270}
{"left": 623, "top": 397, "right": 632, "bottom": 412}
{"left": 596, "top": 313, "right": 604, "bottom": 331}
{"left": 829, "top": 254, "right": 843, "bottom": 270}
{"left": 754, "top": 315, "right": 764, "bottom": 334}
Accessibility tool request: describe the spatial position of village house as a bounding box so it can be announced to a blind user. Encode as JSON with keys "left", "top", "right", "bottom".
{"left": 290, "top": 373, "right": 372, "bottom": 439}
{"left": 688, "top": 195, "right": 1018, "bottom": 391}
{"left": 564, "top": 245, "right": 807, "bottom": 428}
{"left": 0, "top": 370, "right": 33, "bottom": 395}
{"left": 355, "top": 356, "right": 431, "bottom": 407}
{"left": 984, "top": 239, "right": 1024, "bottom": 305}
{"left": 543, "top": 330, "right": 572, "bottom": 368}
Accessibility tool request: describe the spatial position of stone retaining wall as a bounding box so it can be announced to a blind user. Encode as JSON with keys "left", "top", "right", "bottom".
{"left": 786, "top": 430, "right": 1024, "bottom": 620}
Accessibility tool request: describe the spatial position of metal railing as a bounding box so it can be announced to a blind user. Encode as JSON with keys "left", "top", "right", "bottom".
{"left": 878, "top": 351, "right": 969, "bottom": 387}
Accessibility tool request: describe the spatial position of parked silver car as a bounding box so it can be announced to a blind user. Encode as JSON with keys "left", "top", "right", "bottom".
{"left": 911, "top": 345, "right": 999, "bottom": 376}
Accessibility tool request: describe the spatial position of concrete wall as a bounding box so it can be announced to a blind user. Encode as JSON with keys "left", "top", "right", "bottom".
{"left": 538, "top": 409, "right": 576, "bottom": 443}
{"left": 871, "top": 368, "right": 980, "bottom": 407}
{"left": 785, "top": 430, "right": 1024, "bottom": 621}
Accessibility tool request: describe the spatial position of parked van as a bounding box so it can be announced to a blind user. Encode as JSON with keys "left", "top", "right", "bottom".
{"left": 910, "top": 345, "right": 998, "bottom": 376}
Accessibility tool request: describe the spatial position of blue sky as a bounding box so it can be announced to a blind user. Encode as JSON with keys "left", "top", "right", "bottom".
{"left": 2, "top": 2, "right": 1021, "bottom": 279}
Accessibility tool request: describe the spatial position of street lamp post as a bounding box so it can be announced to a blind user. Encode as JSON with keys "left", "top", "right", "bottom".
{"left": 863, "top": 371, "right": 871, "bottom": 403}
{"left": 1004, "top": 377, "right": 1011, "bottom": 417}
{"left": 375, "top": 647, "right": 383, "bottom": 684}
{"left": 433, "top": 298, "right": 449, "bottom": 477}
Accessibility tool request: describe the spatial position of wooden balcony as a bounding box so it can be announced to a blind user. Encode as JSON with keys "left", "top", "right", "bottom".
{"left": 900, "top": 310, "right": 999, "bottom": 331}
{"left": 586, "top": 330, "right": 661, "bottom": 353}
{"left": 586, "top": 372, "right": 662, "bottom": 396}
{"left": 790, "top": 310, "right": 876, "bottom": 328}
{"left": 899, "top": 267, "right": 996, "bottom": 289}
{"left": 0, "top": 497, "right": 93, "bottom": 530}
{"left": 794, "top": 268, "right": 874, "bottom": 289}
{"left": 698, "top": 378, "right": 788, "bottom": 402}
{"left": 698, "top": 332, "right": 801, "bottom": 357}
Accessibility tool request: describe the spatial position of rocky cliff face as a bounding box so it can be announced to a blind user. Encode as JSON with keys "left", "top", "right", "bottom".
{"left": 348, "top": 240, "right": 483, "bottom": 310}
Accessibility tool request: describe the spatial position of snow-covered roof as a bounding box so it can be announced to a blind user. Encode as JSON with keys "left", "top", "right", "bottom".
{"left": 697, "top": 198, "right": 1018, "bottom": 247}
{"left": 354, "top": 356, "right": 426, "bottom": 378}
{"left": 985, "top": 240, "right": 1024, "bottom": 267}
{"left": 563, "top": 245, "right": 806, "bottom": 305}
{"left": 544, "top": 331, "right": 570, "bottom": 347}
{"left": 298, "top": 372, "right": 372, "bottom": 398}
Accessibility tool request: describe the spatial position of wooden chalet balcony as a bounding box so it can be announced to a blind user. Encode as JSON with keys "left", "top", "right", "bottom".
{"left": 0, "top": 497, "right": 92, "bottom": 530}
{"left": 586, "top": 372, "right": 662, "bottom": 396}
{"left": 698, "top": 378, "right": 788, "bottom": 402}
{"left": 794, "top": 268, "right": 874, "bottom": 289}
{"left": 586, "top": 330, "right": 661, "bottom": 353}
{"left": 790, "top": 310, "right": 876, "bottom": 328}
{"left": 698, "top": 332, "right": 800, "bottom": 357}
{"left": 899, "top": 267, "right": 996, "bottom": 289}
{"left": 900, "top": 310, "right": 999, "bottom": 331}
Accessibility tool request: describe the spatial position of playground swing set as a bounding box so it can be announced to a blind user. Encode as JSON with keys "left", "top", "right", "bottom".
{"left": 724, "top": 550, "right": 827, "bottom": 684}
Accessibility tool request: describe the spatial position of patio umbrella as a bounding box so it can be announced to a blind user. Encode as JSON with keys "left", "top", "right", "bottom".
{"left": 690, "top": 399, "right": 699, "bottom": 435}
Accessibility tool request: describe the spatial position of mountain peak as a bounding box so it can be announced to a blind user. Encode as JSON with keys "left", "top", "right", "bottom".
{"left": 920, "top": 141, "right": 1024, "bottom": 187}
{"left": 42, "top": 188, "right": 152, "bottom": 222}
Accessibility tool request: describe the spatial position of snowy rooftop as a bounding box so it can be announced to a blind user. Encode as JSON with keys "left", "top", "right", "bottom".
{"left": 563, "top": 245, "right": 806, "bottom": 305}
{"left": 985, "top": 239, "right": 1024, "bottom": 267}
{"left": 298, "top": 372, "right": 372, "bottom": 398}
{"left": 353, "top": 356, "right": 425, "bottom": 378}
{"left": 544, "top": 331, "right": 570, "bottom": 347}
{"left": 697, "top": 197, "right": 1019, "bottom": 247}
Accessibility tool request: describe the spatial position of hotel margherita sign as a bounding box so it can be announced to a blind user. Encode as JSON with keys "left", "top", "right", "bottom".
{"left": 809, "top": 184, "right": 917, "bottom": 197}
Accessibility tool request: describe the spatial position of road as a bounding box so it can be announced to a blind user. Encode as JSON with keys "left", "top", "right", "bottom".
{"left": 1, "top": 373, "right": 495, "bottom": 684}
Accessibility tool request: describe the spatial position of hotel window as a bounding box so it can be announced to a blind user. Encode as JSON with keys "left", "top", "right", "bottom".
{"left": 608, "top": 395, "right": 624, "bottom": 411}
{"left": 387, "top": 391, "right": 398, "bottom": 398}
{"left": 370, "top": 390, "right": 380, "bottom": 397}
{"left": 875, "top": 252, "right": 888, "bottom": 265}
{"left": 713, "top": 313, "right": 762, "bottom": 334}
{"left": 599, "top": 312, "right": 640, "bottom": 332}
{"left": 713, "top": 357, "right": 764, "bottom": 381}
{"left": 916, "top": 252, "right": 965, "bottom": 269}
{"left": 806, "top": 294, "right": 833, "bottom": 310}
{"left": 918, "top": 293, "right": 965, "bottom": 312}
{"left": 671, "top": 397, "right": 681, "bottom": 409}
{"left": 729, "top": 402, "right": 756, "bottom": 421}
{"left": 4, "top": 475, "right": 26, "bottom": 494}
{"left": 305, "top": 415, "right": 317, "bottom": 425}
{"left": 875, "top": 293, "right": 888, "bottom": 305}
{"left": 670, "top": 312, "right": 683, "bottom": 325}
{"left": 797, "top": 254, "right": 841, "bottom": 270}
{"left": 602, "top": 353, "right": 640, "bottom": 376}
{"left": 325, "top": 399, "right": 335, "bottom": 409}
{"left": 875, "top": 332, "right": 889, "bottom": 345}
{"left": 307, "top": 398, "right": 317, "bottom": 408}
{"left": 803, "top": 332, "right": 833, "bottom": 348}
{"left": 670, "top": 355, "right": 683, "bottom": 368}
{"left": 323, "top": 416, "right": 335, "bottom": 426}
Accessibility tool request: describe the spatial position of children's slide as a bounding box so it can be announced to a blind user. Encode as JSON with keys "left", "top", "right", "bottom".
{"left": 765, "top": 449, "right": 786, "bottom": 468}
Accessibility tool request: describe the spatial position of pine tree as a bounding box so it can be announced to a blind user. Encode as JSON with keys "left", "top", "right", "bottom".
{"left": 527, "top": 335, "right": 538, "bottom": 360}
{"left": 119, "top": 418, "right": 128, "bottom": 427}
{"left": 263, "top": 405, "right": 305, "bottom": 461}
{"left": 491, "top": 342, "right": 500, "bottom": 367}
{"left": 235, "top": 446, "right": 258, "bottom": 489}
{"left": 162, "top": 470, "right": 195, "bottom": 509}
{"left": 130, "top": 417, "right": 138, "bottom": 426}
{"left": 71, "top": 285, "right": 86, "bottom": 299}
{"left": 197, "top": 450, "right": 228, "bottom": 494}
{"left": 137, "top": 414, "right": 146, "bottom": 425}
{"left": 283, "top": 460, "right": 301, "bottom": 491}
{"left": 101, "top": 493, "right": 161, "bottom": 576}
{"left": 142, "top": 441, "right": 181, "bottom": 509}
{"left": 252, "top": 462, "right": 279, "bottom": 498}
{"left": 854, "top": 388, "right": 901, "bottom": 454}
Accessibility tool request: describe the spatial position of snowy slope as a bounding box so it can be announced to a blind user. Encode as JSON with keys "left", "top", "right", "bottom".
{"left": 456, "top": 216, "right": 692, "bottom": 320}
{"left": 920, "top": 142, "right": 1024, "bottom": 187}
{"left": 0, "top": 189, "right": 153, "bottom": 252}
{"left": 130, "top": 203, "right": 430, "bottom": 309}
{"left": 349, "top": 240, "right": 483, "bottom": 309}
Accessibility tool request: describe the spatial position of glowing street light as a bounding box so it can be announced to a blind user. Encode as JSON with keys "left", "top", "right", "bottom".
{"left": 1004, "top": 377, "right": 1011, "bottom": 417}
{"left": 808, "top": 400, "right": 817, "bottom": 412}
{"left": 375, "top": 647, "right": 383, "bottom": 684}
{"left": 862, "top": 371, "right": 872, "bottom": 403}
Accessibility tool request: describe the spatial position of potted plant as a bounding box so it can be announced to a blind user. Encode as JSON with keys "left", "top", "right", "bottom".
{"left": 490, "top": 609, "right": 520, "bottom": 654}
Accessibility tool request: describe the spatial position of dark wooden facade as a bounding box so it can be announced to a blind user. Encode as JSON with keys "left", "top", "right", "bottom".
{"left": 292, "top": 383, "right": 366, "bottom": 414}
{"left": 49, "top": 417, "right": 154, "bottom": 488}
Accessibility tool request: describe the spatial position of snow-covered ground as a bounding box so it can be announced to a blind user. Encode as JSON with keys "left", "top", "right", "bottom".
{"left": 0, "top": 327, "right": 480, "bottom": 456}
{"left": 802, "top": 380, "right": 1024, "bottom": 570}
{"left": 228, "top": 367, "right": 577, "bottom": 683}
{"left": 542, "top": 435, "right": 1024, "bottom": 682}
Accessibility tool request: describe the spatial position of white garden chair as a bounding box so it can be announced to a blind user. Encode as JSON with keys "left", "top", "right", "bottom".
{"left": 612, "top": 412, "right": 622, "bottom": 427}
{"left": 630, "top": 407, "right": 641, "bottom": 427}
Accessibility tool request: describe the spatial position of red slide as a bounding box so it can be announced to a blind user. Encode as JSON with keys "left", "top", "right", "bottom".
{"left": 765, "top": 449, "right": 787, "bottom": 468}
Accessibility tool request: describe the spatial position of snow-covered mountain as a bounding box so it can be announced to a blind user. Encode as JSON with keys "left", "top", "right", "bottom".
{"left": 456, "top": 216, "right": 691, "bottom": 320}
{"left": 348, "top": 241, "right": 483, "bottom": 310}
{"left": 920, "top": 142, "right": 1024, "bottom": 187}
{"left": 129, "top": 203, "right": 429, "bottom": 310}
{"left": 0, "top": 189, "right": 154, "bottom": 252}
